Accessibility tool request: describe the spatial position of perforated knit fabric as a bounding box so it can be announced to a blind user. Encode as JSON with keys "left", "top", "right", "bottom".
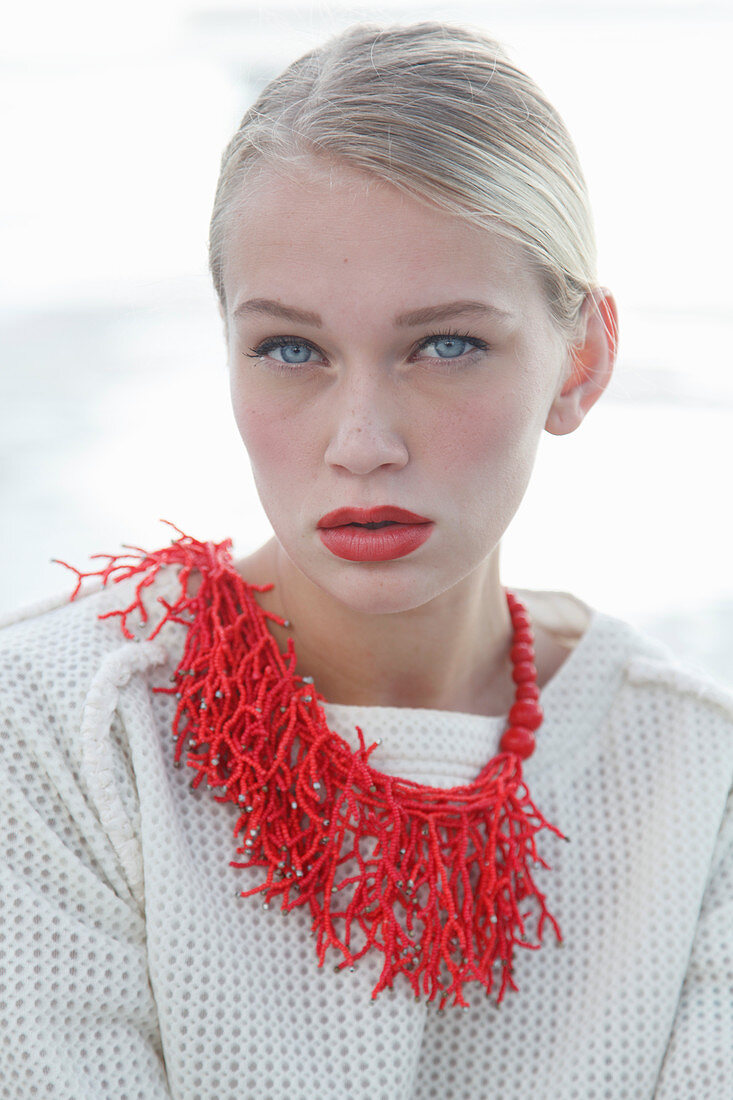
{"left": 1, "top": 558, "right": 732, "bottom": 1100}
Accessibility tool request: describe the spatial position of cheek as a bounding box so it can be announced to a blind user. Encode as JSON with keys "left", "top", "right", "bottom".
{"left": 421, "top": 389, "right": 531, "bottom": 475}
{"left": 230, "top": 376, "right": 310, "bottom": 486}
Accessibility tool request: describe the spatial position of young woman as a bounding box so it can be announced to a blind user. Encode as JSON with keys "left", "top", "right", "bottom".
{"left": 1, "top": 21, "right": 731, "bottom": 1100}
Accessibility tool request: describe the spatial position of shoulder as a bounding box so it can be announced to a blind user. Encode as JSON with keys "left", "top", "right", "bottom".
{"left": 0, "top": 559, "right": 184, "bottom": 762}
{"left": 624, "top": 644, "right": 733, "bottom": 719}
{"left": 601, "top": 606, "right": 733, "bottom": 779}
{"left": 0, "top": 529, "right": 242, "bottom": 743}
{"left": 0, "top": 561, "right": 182, "bottom": 672}
{"left": 622, "top": 635, "right": 733, "bottom": 770}
{"left": 524, "top": 586, "right": 733, "bottom": 767}
{"left": 526, "top": 586, "right": 733, "bottom": 714}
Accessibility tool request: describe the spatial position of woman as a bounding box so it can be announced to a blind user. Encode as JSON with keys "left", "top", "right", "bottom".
{"left": 1, "top": 21, "right": 731, "bottom": 1100}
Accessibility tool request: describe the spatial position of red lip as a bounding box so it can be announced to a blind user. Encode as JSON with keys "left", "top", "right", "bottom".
{"left": 317, "top": 506, "right": 432, "bottom": 529}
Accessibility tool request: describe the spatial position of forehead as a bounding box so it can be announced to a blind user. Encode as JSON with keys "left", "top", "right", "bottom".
{"left": 222, "top": 160, "right": 543, "bottom": 311}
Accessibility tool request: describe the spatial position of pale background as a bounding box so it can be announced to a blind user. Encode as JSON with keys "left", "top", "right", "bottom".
{"left": 1, "top": 0, "right": 731, "bottom": 686}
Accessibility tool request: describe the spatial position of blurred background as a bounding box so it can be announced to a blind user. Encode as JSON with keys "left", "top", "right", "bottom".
{"left": 1, "top": 0, "right": 731, "bottom": 687}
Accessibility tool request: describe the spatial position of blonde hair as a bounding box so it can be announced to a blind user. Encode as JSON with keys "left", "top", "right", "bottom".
{"left": 209, "top": 21, "right": 598, "bottom": 341}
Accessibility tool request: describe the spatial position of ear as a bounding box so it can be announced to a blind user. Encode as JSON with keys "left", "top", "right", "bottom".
{"left": 544, "top": 288, "right": 618, "bottom": 437}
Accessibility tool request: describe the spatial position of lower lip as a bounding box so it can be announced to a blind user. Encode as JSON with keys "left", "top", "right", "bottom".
{"left": 318, "top": 523, "right": 434, "bottom": 562}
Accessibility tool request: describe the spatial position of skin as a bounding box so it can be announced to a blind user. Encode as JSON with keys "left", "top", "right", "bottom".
{"left": 220, "top": 159, "right": 618, "bottom": 717}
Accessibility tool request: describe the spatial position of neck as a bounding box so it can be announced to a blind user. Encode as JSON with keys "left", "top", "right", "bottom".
{"left": 237, "top": 538, "right": 516, "bottom": 718}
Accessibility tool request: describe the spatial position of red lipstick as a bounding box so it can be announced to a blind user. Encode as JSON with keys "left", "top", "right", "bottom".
{"left": 316, "top": 506, "right": 434, "bottom": 562}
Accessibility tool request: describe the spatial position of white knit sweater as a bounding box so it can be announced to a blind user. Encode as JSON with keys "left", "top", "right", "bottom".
{"left": 0, "top": 557, "right": 732, "bottom": 1100}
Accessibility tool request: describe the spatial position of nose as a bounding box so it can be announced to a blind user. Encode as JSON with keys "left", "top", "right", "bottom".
{"left": 323, "top": 371, "right": 410, "bottom": 476}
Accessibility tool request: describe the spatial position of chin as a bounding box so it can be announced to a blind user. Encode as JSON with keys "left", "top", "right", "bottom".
{"left": 316, "top": 559, "right": 452, "bottom": 617}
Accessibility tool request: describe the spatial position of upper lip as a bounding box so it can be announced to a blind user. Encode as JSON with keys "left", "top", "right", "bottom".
{"left": 317, "top": 506, "right": 432, "bottom": 529}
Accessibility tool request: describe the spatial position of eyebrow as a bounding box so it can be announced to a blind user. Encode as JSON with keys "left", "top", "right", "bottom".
{"left": 232, "top": 298, "right": 512, "bottom": 327}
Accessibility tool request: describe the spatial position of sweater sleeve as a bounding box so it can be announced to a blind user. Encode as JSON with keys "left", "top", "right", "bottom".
{"left": 654, "top": 785, "right": 733, "bottom": 1097}
{"left": 0, "top": 622, "right": 173, "bottom": 1099}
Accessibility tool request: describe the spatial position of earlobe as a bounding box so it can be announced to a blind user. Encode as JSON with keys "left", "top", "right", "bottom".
{"left": 545, "top": 288, "right": 618, "bottom": 437}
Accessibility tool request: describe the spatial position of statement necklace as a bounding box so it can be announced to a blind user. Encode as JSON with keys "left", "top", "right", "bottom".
{"left": 61, "top": 526, "right": 565, "bottom": 1010}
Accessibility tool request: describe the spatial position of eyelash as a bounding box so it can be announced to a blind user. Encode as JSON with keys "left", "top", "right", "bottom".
{"left": 243, "top": 329, "right": 490, "bottom": 372}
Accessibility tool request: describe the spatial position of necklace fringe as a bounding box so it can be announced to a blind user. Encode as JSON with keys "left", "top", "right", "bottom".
{"left": 58, "top": 522, "right": 565, "bottom": 1010}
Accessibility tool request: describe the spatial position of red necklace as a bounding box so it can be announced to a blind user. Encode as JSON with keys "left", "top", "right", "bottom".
{"left": 61, "top": 526, "right": 565, "bottom": 1010}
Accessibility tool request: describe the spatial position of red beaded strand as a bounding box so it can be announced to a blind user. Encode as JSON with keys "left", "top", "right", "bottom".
{"left": 499, "top": 592, "right": 544, "bottom": 759}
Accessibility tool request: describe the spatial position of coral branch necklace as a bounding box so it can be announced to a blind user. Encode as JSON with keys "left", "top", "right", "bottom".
{"left": 61, "top": 526, "right": 565, "bottom": 1010}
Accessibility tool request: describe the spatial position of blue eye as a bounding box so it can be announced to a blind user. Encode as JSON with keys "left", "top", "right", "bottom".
{"left": 246, "top": 338, "right": 316, "bottom": 366}
{"left": 418, "top": 333, "right": 486, "bottom": 360}
{"left": 420, "top": 336, "right": 471, "bottom": 358}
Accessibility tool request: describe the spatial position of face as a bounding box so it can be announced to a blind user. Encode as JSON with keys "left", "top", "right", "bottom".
{"left": 222, "top": 160, "right": 569, "bottom": 616}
